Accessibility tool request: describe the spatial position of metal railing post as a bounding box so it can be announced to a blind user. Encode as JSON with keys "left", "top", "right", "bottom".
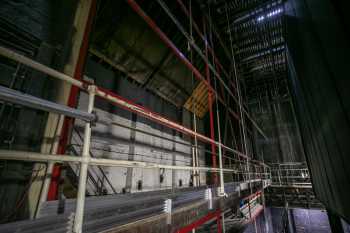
{"left": 278, "top": 164, "right": 282, "bottom": 186}
{"left": 73, "top": 85, "right": 96, "bottom": 233}
{"left": 218, "top": 144, "right": 225, "bottom": 196}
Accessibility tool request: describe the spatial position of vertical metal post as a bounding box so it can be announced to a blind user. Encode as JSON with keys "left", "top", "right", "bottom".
{"left": 207, "top": 4, "right": 225, "bottom": 196}
{"left": 216, "top": 109, "right": 225, "bottom": 195}
{"left": 212, "top": 55, "right": 225, "bottom": 195}
{"left": 195, "top": 145, "right": 200, "bottom": 186}
{"left": 217, "top": 214, "right": 222, "bottom": 233}
{"left": 278, "top": 164, "right": 282, "bottom": 186}
{"left": 191, "top": 146, "right": 197, "bottom": 187}
{"left": 222, "top": 213, "right": 226, "bottom": 233}
{"left": 203, "top": 16, "right": 217, "bottom": 185}
{"left": 73, "top": 85, "right": 95, "bottom": 233}
{"left": 188, "top": 0, "right": 199, "bottom": 188}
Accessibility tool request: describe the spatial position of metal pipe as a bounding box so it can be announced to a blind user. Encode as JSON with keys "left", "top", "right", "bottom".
{"left": 0, "top": 150, "right": 237, "bottom": 173}
{"left": 73, "top": 86, "right": 95, "bottom": 233}
{"left": 95, "top": 87, "right": 249, "bottom": 160}
{"left": 207, "top": 6, "right": 225, "bottom": 195}
{"left": 0, "top": 85, "right": 95, "bottom": 122}
{"left": 215, "top": 93, "right": 225, "bottom": 195}
{"left": 126, "top": 0, "right": 211, "bottom": 91}
{"left": 127, "top": 0, "right": 241, "bottom": 124}
{"left": 0, "top": 150, "right": 83, "bottom": 163}
{"left": 0, "top": 46, "right": 84, "bottom": 89}
{"left": 203, "top": 16, "right": 218, "bottom": 185}
{"left": 0, "top": 46, "right": 264, "bottom": 163}
{"left": 188, "top": 0, "right": 199, "bottom": 188}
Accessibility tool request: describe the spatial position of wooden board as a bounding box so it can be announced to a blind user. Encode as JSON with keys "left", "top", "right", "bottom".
{"left": 184, "top": 81, "right": 214, "bottom": 118}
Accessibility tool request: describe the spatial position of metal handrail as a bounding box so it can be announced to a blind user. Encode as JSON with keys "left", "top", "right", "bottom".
{"left": 0, "top": 45, "right": 270, "bottom": 232}
{"left": 72, "top": 127, "right": 117, "bottom": 194}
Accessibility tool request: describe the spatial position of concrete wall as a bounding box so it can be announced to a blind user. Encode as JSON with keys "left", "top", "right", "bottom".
{"left": 73, "top": 59, "right": 206, "bottom": 194}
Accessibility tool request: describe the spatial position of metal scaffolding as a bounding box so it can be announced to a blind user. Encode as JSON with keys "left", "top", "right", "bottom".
{"left": 0, "top": 45, "right": 271, "bottom": 232}
{"left": 0, "top": 0, "right": 276, "bottom": 232}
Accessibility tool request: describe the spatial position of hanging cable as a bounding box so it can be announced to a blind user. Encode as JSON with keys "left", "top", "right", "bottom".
{"left": 224, "top": 2, "right": 257, "bottom": 230}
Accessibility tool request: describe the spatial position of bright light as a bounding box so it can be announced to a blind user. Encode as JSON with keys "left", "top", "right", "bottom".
{"left": 256, "top": 8, "right": 283, "bottom": 22}
{"left": 257, "top": 16, "right": 265, "bottom": 22}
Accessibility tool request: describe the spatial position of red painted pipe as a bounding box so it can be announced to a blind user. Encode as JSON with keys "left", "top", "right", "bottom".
{"left": 203, "top": 16, "right": 218, "bottom": 185}
{"left": 176, "top": 210, "right": 221, "bottom": 233}
{"left": 127, "top": 0, "right": 241, "bottom": 129}
{"left": 129, "top": 0, "right": 269, "bottom": 142}
{"left": 217, "top": 214, "right": 223, "bottom": 233}
{"left": 243, "top": 190, "right": 262, "bottom": 201}
{"left": 126, "top": 0, "right": 215, "bottom": 95}
{"left": 88, "top": 82, "right": 248, "bottom": 161}
{"left": 47, "top": 0, "right": 97, "bottom": 200}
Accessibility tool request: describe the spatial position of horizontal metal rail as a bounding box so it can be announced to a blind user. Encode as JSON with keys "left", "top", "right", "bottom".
{"left": 0, "top": 45, "right": 270, "bottom": 232}
{"left": 0, "top": 85, "right": 96, "bottom": 122}
{"left": 0, "top": 150, "right": 237, "bottom": 173}
{"left": 0, "top": 46, "right": 84, "bottom": 89}
{"left": 0, "top": 45, "right": 256, "bottom": 162}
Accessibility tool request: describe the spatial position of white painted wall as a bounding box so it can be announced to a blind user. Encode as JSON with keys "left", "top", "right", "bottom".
{"left": 74, "top": 92, "right": 206, "bottom": 194}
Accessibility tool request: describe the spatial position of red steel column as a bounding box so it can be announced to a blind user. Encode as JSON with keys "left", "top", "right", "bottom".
{"left": 47, "top": 0, "right": 97, "bottom": 200}
{"left": 217, "top": 214, "right": 223, "bottom": 233}
{"left": 203, "top": 17, "right": 218, "bottom": 185}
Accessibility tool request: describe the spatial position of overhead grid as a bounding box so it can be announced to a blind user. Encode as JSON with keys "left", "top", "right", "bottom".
{"left": 0, "top": 0, "right": 277, "bottom": 232}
